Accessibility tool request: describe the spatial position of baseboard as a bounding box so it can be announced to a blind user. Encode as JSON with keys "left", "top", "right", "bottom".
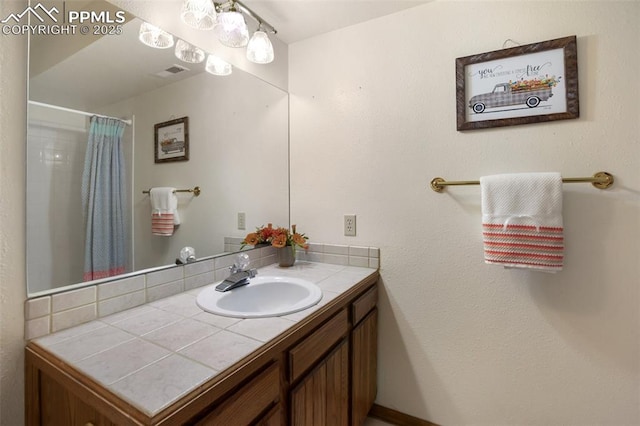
{"left": 368, "top": 404, "right": 440, "bottom": 426}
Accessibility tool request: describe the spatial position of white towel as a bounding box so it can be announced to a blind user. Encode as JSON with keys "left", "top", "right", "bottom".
{"left": 150, "top": 187, "right": 180, "bottom": 236}
{"left": 480, "top": 173, "right": 564, "bottom": 272}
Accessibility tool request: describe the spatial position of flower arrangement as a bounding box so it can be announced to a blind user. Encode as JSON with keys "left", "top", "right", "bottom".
{"left": 242, "top": 223, "right": 309, "bottom": 251}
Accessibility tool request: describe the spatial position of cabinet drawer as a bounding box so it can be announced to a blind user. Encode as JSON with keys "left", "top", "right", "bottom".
{"left": 289, "top": 309, "right": 348, "bottom": 382}
{"left": 352, "top": 285, "right": 377, "bottom": 325}
{"left": 196, "top": 362, "right": 279, "bottom": 425}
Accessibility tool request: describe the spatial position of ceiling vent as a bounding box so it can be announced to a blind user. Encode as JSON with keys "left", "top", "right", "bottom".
{"left": 155, "top": 64, "right": 190, "bottom": 78}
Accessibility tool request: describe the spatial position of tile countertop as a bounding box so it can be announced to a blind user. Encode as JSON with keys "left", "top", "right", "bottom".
{"left": 32, "top": 261, "right": 378, "bottom": 418}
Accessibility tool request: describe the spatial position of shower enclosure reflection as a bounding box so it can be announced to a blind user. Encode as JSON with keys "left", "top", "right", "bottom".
{"left": 27, "top": 12, "right": 289, "bottom": 295}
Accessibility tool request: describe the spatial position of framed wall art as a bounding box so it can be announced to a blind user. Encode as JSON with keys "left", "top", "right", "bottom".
{"left": 456, "top": 35, "right": 579, "bottom": 131}
{"left": 154, "top": 116, "right": 189, "bottom": 163}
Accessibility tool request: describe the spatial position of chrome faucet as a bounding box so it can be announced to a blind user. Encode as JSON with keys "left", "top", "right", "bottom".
{"left": 215, "top": 267, "right": 258, "bottom": 292}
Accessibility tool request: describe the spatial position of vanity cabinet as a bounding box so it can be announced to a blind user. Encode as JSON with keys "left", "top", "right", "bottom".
{"left": 351, "top": 286, "right": 378, "bottom": 426}
{"left": 290, "top": 338, "right": 349, "bottom": 425}
{"left": 26, "top": 273, "right": 379, "bottom": 426}
{"left": 289, "top": 309, "right": 350, "bottom": 425}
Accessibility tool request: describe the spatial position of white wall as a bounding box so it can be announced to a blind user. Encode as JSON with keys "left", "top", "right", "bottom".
{"left": 289, "top": 1, "right": 639, "bottom": 424}
{"left": 0, "top": 0, "right": 27, "bottom": 423}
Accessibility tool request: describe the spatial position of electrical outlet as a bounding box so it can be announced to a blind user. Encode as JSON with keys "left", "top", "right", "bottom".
{"left": 237, "top": 212, "right": 246, "bottom": 230}
{"left": 344, "top": 214, "right": 356, "bottom": 236}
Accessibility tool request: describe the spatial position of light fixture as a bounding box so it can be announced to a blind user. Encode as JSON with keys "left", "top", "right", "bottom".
{"left": 175, "top": 39, "right": 205, "bottom": 63}
{"left": 213, "top": 6, "right": 249, "bottom": 48}
{"left": 246, "top": 28, "right": 274, "bottom": 64}
{"left": 138, "top": 22, "right": 174, "bottom": 49}
{"left": 175, "top": 0, "right": 278, "bottom": 65}
{"left": 181, "top": 0, "right": 217, "bottom": 30}
{"left": 205, "top": 54, "right": 232, "bottom": 76}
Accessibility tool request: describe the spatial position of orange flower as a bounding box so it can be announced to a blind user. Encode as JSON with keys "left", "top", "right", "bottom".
{"left": 272, "top": 234, "right": 287, "bottom": 248}
{"left": 243, "top": 233, "right": 260, "bottom": 246}
{"left": 292, "top": 233, "right": 306, "bottom": 247}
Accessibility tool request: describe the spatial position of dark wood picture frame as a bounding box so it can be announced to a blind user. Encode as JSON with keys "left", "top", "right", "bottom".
{"left": 154, "top": 117, "right": 189, "bottom": 163}
{"left": 456, "top": 35, "right": 579, "bottom": 131}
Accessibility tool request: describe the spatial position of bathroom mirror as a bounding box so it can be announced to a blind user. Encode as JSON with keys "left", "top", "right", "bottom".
{"left": 26, "top": 5, "right": 289, "bottom": 296}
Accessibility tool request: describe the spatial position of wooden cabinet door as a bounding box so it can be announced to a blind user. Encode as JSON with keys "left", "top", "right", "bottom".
{"left": 290, "top": 339, "right": 349, "bottom": 426}
{"left": 37, "top": 372, "right": 118, "bottom": 426}
{"left": 195, "top": 363, "right": 279, "bottom": 426}
{"left": 352, "top": 308, "right": 378, "bottom": 426}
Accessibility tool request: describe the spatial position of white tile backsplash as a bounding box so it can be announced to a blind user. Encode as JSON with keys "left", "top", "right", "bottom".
{"left": 25, "top": 296, "right": 51, "bottom": 320}
{"left": 51, "top": 303, "right": 97, "bottom": 332}
{"left": 98, "top": 275, "right": 145, "bottom": 300}
{"left": 25, "top": 245, "right": 380, "bottom": 339}
{"left": 184, "top": 271, "right": 215, "bottom": 291}
{"left": 324, "top": 253, "right": 350, "bottom": 266}
{"left": 184, "top": 259, "right": 214, "bottom": 277}
{"left": 214, "top": 253, "right": 236, "bottom": 270}
{"left": 146, "top": 267, "right": 184, "bottom": 288}
{"left": 349, "top": 255, "right": 370, "bottom": 268}
{"left": 51, "top": 286, "right": 96, "bottom": 313}
{"left": 325, "top": 244, "right": 349, "bottom": 255}
{"left": 25, "top": 316, "right": 50, "bottom": 340}
{"left": 146, "top": 280, "right": 184, "bottom": 302}
{"left": 98, "top": 290, "right": 146, "bottom": 317}
{"left": 349, "top": 246, "right": 370, "bottom": 257}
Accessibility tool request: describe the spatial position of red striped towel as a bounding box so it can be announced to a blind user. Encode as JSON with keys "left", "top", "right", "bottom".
{"left": 480, "top": 173, "right": 563, "bottom": 272}
{"left": 150, "top": 187, "right": 179, "bottom": 236}
{"left": 152, "top": 212, "right": 175, "bottom": 236}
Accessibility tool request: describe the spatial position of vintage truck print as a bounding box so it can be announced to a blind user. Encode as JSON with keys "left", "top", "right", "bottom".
{"left": 469, "top": 76, "right": 560, "bottom": 114}
{"left": 160, "top": 137, "right": 185, "bottom": 154}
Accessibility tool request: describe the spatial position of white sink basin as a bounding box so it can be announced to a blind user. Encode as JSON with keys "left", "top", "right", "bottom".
{"left": 196, "top": 276, "right": 322, "bottom": 318}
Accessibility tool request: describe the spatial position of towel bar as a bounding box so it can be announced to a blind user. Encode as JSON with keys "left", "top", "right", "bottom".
{"left": 142, "top": 186, "right": 201, "bottom": 196}
{"left": 430, "top": 172, "right": 613, "bottom": 193}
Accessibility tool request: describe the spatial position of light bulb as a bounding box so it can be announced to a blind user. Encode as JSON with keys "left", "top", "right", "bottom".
{"left": 175, "top": 39, "right": 205, "bottom": 63}
{"left": 213, "top": 10, "right": 249, "bottom": 48}
{"left": 205, "top": 54, "right": 232, "bottom": 76}
{"left": 181, "top": 0, "right": 216, "bottom": 30}
{"left": 246, "top": 30, "right": 274, "bottom": 64}
{"left": 138, "top": 22, "right": 174, "bottom": 49}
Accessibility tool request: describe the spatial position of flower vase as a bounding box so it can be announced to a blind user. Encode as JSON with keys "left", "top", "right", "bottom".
{"left": 277, "top": 246, "right": 295, "bottom": 267}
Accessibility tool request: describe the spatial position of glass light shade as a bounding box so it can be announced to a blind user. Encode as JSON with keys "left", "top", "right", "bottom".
{"left": 181, "top": 0, "right": 216, "bottom": 30}
{"left": 213, "top": 10, "right": 249, "bottom": 48}
{"left": 205, "top": 54, "right": 232, "bottom": 76}
{"left": 246, "top": 31, "right": 274, "bottom": 64}
{"left": 139, "top": 22, "right": 174, "bottom": 49}
{"left": 175, "top": 39, "right": 205, "bottom": 63}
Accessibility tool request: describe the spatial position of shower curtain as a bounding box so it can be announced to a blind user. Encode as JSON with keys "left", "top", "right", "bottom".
{"left": 81, "top": 116, "right": 127, "bottom": 281}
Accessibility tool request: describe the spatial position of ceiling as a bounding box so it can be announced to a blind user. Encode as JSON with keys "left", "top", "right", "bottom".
{"left": 29, "top": 1, "right": 434, "bottom": 110}
{"left": 240, "top": 0, "right": 433, "bottom": 44}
